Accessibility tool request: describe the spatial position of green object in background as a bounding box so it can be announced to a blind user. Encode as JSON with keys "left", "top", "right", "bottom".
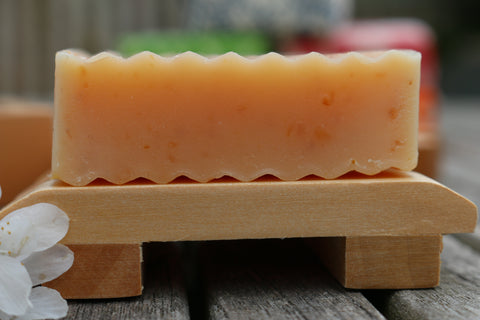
{"left": 117, "top": 31, "right": 272, "bottom": 56}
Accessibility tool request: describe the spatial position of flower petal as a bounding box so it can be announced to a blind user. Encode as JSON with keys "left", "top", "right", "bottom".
{"left": 23, "top": 244, "right": 74, "bottom": 286}
{"left": 0, "top": 203, "right": 69, "bottom": 260}
{"left": 0, "top": 309, "right": 17, "bottom": 320}
{"left": 0, "top": 309, "right": 30, "bottom": 320}
{"left": 0, "top": 212, "right": 33, "bottom": 258}
{"left": 19, "top": 286, "right": 68, "bottom": 320}
{"left": 0, "top": 255, "right": 32, "bottom": 316}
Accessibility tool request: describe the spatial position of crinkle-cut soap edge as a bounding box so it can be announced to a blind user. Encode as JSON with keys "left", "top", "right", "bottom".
{"left": 55, "top": 49, "right": 421, "bottom": 66}
{"left": 54, "top": 159, "right": 417, "bottom": 187}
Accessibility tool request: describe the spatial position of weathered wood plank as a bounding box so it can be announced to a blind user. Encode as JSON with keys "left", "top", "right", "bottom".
{"left": 439, "top": 103, "right": 480, "bottom": 210}
{"left": 65, "top": 243, "right": 190, "bottom": 320}
{"left": 201, "top": 239, "right": 385, "bottom": 320}
{"left": 46, "top": 0, "right": 71, "bottom": 100}
{"left": 92, "top": 0, "right": 114, "bottom": 50}
{"left": 116, "top": 0, "right": 135, "bottom": 35}
{"left": 0, "top": 0, "right": 19, "bottom": 94}
{"left": 376, "top": 236, "right": 480, "bottom": 320}
{"left": 67, "top": 0, "right": 88, "bottom": 48}
{"left": 456, "top": 226, "right": 480, "bottom": 252}
{"left": 20, "top": 0, "right": 37, "bottom": 96}
{"left": 139, "top": 0, "right": 159, "bottom": 29}
{"left": 439, "top": 103, "right": 480, "bottom": 257}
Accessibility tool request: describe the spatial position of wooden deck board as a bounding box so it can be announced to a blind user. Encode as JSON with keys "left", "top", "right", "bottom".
{"left": 64, "top": 243, "right": 190, "bottom": 320}
{"left": 200, "top": 239, "right": 386, "bottom": 320}
{"left": 376, "top": 236, "right": 480, "bottom": 319}
{"left": 439, "top": 102, "right": 480, "bottom": 218}
{"left": 439, "top": 102, "right": 480, "bottom": 254}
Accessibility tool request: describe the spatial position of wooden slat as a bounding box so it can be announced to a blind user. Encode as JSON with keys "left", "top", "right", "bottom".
{"left": 116, "top": 0, "right": 135, "bottom": 35}
{"left": 0, "top": 171, "right": 476, "bottom": 245}
{"left": 64, "top": 243, "right": 190, "bottom": 319}
{"left": 67, "top": 0, "right": 88, "bottom": 48}
{"left": 201, "top": 239, "right": 385, "bottom": 320}
{"left": 46, "top": 0, "right": 71, "bottom": 100}
{"left": 0, "top": 1, "right": 202, "bottom": 98}
{"left": 439, "top": 103, "right": 480, "bottom": 261}
{"left": 439, "top": 103, "right": 480, "bottom": 210}
{"left": 156, "top": 0, "right": 185, "bottom": 29}
{"left": 376, "top": 236, "right": 480, "bottom": 319}
{"left": 0, "top": 0, "right": 18, "bottom": 94}
{"left": 456, "top": 226, "right": 480, "bottom": 253}
{"left": 20, "top": 0, "right": 41, "bottom": 97}
{"left": 92, "top": 0, "right": 114, "bottom": 50}
{"left": 139, "top": 0, "right": 159, "bottom": 29}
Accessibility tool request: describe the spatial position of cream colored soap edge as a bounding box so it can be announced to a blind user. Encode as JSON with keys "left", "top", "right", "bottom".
{"left": 55, "top": 49, "right": 421, "bottom": 65}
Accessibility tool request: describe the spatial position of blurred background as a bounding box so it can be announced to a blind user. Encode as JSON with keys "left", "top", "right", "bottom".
{"left": 1, "top": 0, "right": 479, "bottom": 206}
{"left": 0, "top": 0, "right": 479, "bottom": 100}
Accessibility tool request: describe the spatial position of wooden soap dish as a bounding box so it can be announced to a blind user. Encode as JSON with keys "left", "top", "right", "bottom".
{"left": 0, "top": 170, "right": 476, "bottom": 298}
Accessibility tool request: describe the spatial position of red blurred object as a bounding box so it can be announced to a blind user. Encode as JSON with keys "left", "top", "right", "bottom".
{"left": 282, "top": 19, "right": 439, "bottom": 132}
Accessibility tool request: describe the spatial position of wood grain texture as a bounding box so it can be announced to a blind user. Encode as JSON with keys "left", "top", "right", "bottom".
{"left": 45, "top": 244, "right": 143, "bottom": 299}
{"left": 64, "top": 243, "right": 190, "bottom": 320}
{"left": 0, "top": 0, "right": 17, "bottom": 93}
{"left": 201, "top": 239, "right": 385, "bottom": 320}
{"left": 439, "top": 103, "right": 480, "bottom": 214}
{"left": 377, "top": 236, "right": 480, "bottom": 320}
{"left": 312, "top": 236, "right": 442, "bottom": 289}
{"left": 0, "top": 171, "right": 476, "bottom": 245}
{"left": 0, "top": 0, "right": 187, "bottom": 98}
{"left": 345, "top": 236, "right": 441, "bottom": 289}
{"left": 439, "top": 103, "right": 480, "bottom": 253}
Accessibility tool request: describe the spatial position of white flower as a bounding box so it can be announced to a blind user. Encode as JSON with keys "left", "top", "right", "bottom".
{"left": 0, "top": 187, "right": 73, "bottom": 320}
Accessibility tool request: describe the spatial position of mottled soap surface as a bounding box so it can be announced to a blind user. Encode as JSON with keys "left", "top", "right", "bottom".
{"left": 52, "top": 50, "right": 420, "bottom": 186}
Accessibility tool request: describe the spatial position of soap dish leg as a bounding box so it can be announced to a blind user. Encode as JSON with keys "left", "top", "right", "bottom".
{"left": 310, "top": 235, "right": 442, "bottom": 289}
{"left": 44, "top": 243, "right": 143, "bottom": 299}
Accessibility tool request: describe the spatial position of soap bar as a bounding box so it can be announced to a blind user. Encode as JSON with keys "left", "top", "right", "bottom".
{"left": 52, "top": 50, "right": 420, "bottom": 186}
{"left": 0, "top": 100, "right": 53, "bottom": 205}
{"left": 287, "top": 19, "right": 438, "bottom": 132}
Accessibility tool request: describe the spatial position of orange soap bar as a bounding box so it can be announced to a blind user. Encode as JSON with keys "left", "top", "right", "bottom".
{"left": 52, "top": 50, "right": 420, "bottom": 186}
{"left": 0, "top": 99, "right": 52, "bottom": 205}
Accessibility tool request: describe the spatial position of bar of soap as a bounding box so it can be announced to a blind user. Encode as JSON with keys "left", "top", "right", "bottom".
{"left": 52, "top": 50, "right": 420, "bottom": 186}
{"left": 0, "top": 100, "right": 52, "bottom": 205}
